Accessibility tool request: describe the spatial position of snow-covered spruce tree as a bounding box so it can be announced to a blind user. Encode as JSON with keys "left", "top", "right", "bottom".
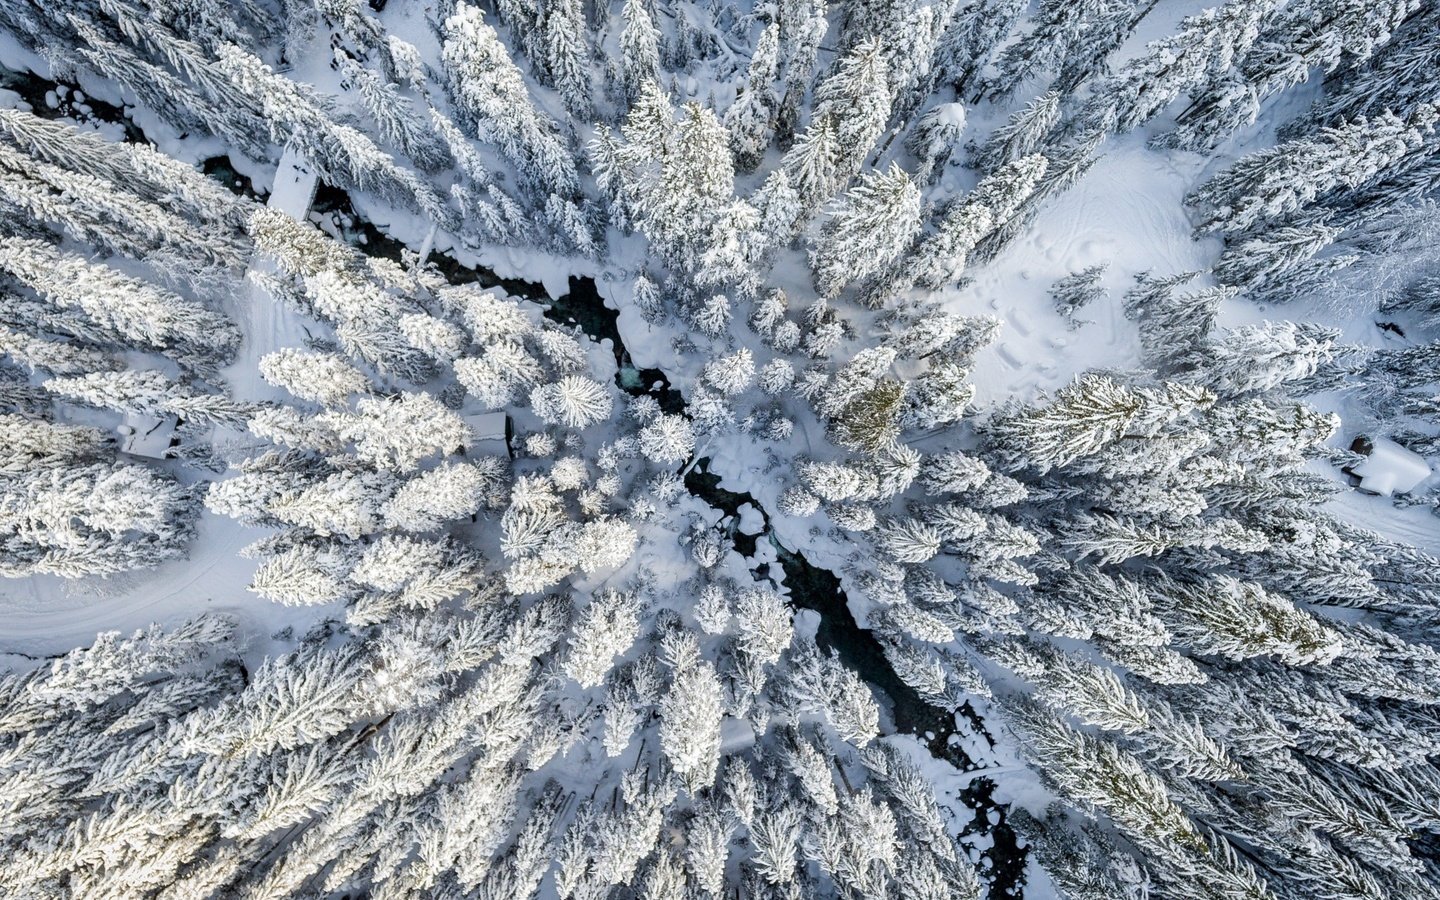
{"left": 318, "top": 392, "right": 471, "bottom": 473}
{"left": 1165, "top": 0, "right": 1425, "bottom": 152}
{"left": 0, "top": 236, "right": 240, "bottom": 372}
{"left": 247, "top": 207, "right": 436, "bottom": 382}
{"left": 725, "top": 22, "right": 780, "bottom": 173}
{"left": 382, "top": 459, "right": 507, "bottom": 533}
{"left": 638, "top": 413, "right": 696, "bottom": 465}
{"left": 1, "top": 5, "right": 275, "bottom": 158}
{"left": 907, "top": 101, "right": 966, "bottom": 184}
{"left": 0, "top": 108, "right": 253, "bottom": 235}
{"left": 1049, "top": 263, "right": 1108, "bottom": 320}
{"left": 897, "top": 153, "right": 1047, "bottom": 294}
{"left": 781, "top": 37, "right": 893, "bottom": 214}
{"left": 937, "top": 0, "right": 1029, "bottom": 96}
{"left": 333, "top": 49, "right": 450, "bottom": 173}
{"left": 0, "top": 133, "right": 246, "bottom": 276}
{"left": 1307, "top": 3, "right": 1440, "bottom": 129}
{"left": 442, "top": 2, "right": 579, "bottom": 200}
{"left": 1211, "top": 221, "right": 1346, "bottom": 295}
{"left": 0, "top": 416, "right": 107, "bottom": 475}
{"left": 1190, "top": 103, "right": 1439, "bottom": 238}
{"left": 531, "top": 375, "right": 614, "bottom": 430}
{"left": 618, "top": 0, "right": 661, "bottom": 105}
{"left": 603, "top": 86, "right": 762, "bottom": 293}
{"left": 0, "top": 458, "right": 199, "bottom": 578}
{"left": 539, "top": 0, "right": 592, "bottom": 117}
{"left": 259, "top": 349, "right": 372, "bottom": 407}
{"left": 564, "top": 589, "right": 644, "bottom": 689}
{"left": 984, "top": 0, "right": 1121, "bottom": 101}
{"left": 46, "top": 369, "right": 256, "bottom": 428}
{"left": 1077, "top": 0, "right": 1277, "bottom": 136}
{"left": 972, "top": 91, "right": 1060, "bottom": 174}
{"left": 810, "top": 162, "right": 921, "bottom": 299}
{"left": 1192, "top": 321, "right": 1339, "bottom": 397}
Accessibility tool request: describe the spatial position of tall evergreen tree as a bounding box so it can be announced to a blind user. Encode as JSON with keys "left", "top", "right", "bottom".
{"left": 810, "top": 163, "right": 922, "bottom": 297}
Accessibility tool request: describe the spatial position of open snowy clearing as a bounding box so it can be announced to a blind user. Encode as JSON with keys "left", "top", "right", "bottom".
{"left": 962, "top": 134, "right": 1214, "bottom": 404}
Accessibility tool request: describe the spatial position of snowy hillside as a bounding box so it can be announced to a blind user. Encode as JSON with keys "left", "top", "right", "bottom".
{"left": 3, "top": 1, "right": 1440, "bottom": 899}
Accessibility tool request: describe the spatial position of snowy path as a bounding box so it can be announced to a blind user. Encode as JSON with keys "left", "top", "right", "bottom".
{"left": 0, "top": 147, "right": 335, "bottom": 662}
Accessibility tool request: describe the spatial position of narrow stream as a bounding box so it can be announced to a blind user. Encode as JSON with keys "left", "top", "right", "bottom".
{"left": 685, "top": 460, "right": 1026, "bottom": 898}
{"left": 0, "top": 67, "right": 144, "bottom": 142}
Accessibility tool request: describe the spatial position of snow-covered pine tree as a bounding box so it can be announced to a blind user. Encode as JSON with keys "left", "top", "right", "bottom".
{"left": 1078, "top": 0, "right": 1279, "bottom": 135}
{"left": 810, "top": 162, "right": 922, "bottom": 298}
{"left": 0, "top": 236, "right": 239, "bottom": 371}
{"left": 541, "top": 0, "right": 592, "bottom": 116}
{"left": 1167, "top": 0, "right": 1423, "bottom": 151}
{"left": 936, "top": 0, "right": 1029, "bottom": 96}
{"left": 725, "top": 23, "right": 780, "bottom": 172}
{"left": 0, "top": 458, "right": 198, "bottom": 578}
{"left": 442, "top": 3, "right": 579, "bottom": 199}
{"left": 333, "top": 49, "right": 450, "bottom": 173}
{"left": 985, "top": 0, "right": 1121, "bottom": 101}
{"left": 619, "top": 0, "right": 662, "bottom": 105}
{"left": 1189, "top": 104, "right": 1439, "bottom": 236}
{"left": 1050, "top": 264, "right": 1108, "bottom": 320}
{"left": 907, "top": 102, "right": 966, "bottom": 184}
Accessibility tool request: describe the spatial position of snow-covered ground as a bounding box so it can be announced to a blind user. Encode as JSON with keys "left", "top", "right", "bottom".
{"left": 962, "top": 135, "right": 1216, "bottom": 404}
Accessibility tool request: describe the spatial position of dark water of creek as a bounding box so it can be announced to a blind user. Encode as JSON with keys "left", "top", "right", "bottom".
{"left": 685, "top": 459, "right": 1026, "bottom": 898}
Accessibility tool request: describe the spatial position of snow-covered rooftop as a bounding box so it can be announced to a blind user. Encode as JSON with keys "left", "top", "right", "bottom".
{"left": 1354, "top": 438, "right": 1431, "bottom": 497}
{"left": 270, "top": 144, "right": 319, "bottom": 218}
{"left": 464, "top": 411, "right": 511, "bottom": 457}
{"left": 117, "top": 414, "right": 177, "bottom": 459}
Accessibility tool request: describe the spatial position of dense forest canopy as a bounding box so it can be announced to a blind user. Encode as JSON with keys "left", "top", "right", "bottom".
{"left": 2, "top": 1, "right": 1440, "bottom": 899}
